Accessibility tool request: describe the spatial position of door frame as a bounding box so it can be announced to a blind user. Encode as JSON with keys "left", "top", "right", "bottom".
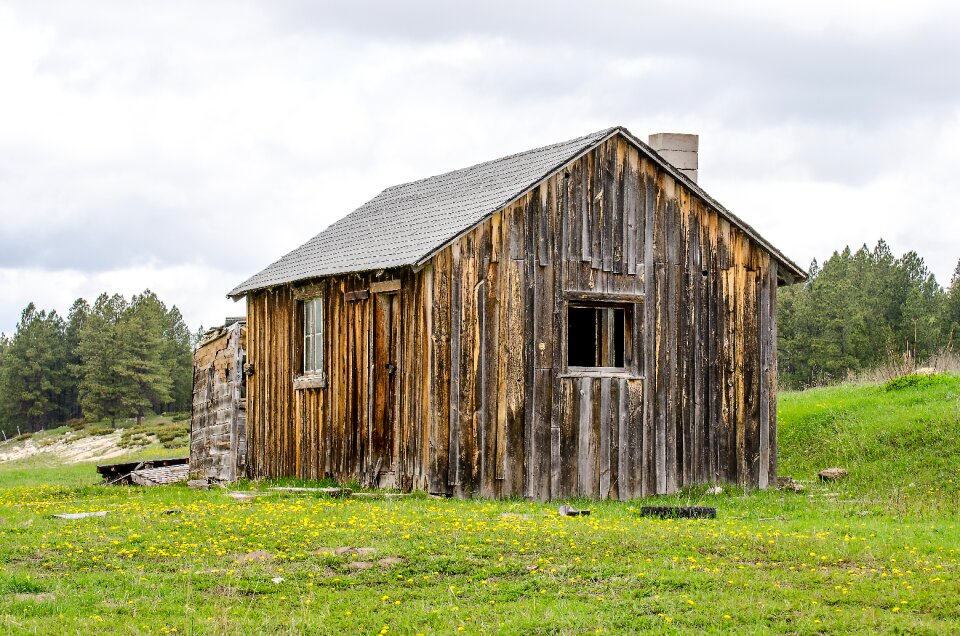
{"left": 368, "top": 285, "right": 402, "bottom": 488}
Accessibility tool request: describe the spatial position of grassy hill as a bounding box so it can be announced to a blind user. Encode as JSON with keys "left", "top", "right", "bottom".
{"left": 778, "top": 373, "right": 960, "bottom": 517}
{"left": 0, "top": 377, "right": 956, "bottom": 633}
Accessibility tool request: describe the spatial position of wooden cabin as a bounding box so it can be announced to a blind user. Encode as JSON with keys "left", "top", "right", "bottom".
{"left": 189, "top": 319, "right": 247, "bottom": 482}
{"left": 228, "top": 126, "right": 806, "bottom": 499}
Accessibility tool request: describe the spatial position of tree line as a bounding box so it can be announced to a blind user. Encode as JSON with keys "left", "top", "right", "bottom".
{"left": 0, "top": 244, "right": 957, "bottom": 434}
{"left": 778, "top": 241, "right": 960, "bottom": 388}
{"left": 0, "top": 290, "right": 195, "bottom": 436}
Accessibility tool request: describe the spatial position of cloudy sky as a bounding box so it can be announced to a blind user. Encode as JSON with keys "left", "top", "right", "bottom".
{"left": 2, "top": 0, "right": 959, "bottom": 335}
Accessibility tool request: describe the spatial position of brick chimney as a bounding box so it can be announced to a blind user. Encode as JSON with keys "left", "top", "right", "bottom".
{"left": 648, "top": 133, "right": 699, "bottom": 183}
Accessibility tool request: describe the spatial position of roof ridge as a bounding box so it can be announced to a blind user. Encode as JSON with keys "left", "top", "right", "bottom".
{"left": 380, "top": 126, "right": 618, "bottom": 193}
{"left": 228, "top": 124, "right": 805, "bottom": 298}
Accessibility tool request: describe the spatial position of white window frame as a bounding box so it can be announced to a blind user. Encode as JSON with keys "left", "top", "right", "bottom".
{"left": 302, "top": 296, "right": 324, "bottom": 377}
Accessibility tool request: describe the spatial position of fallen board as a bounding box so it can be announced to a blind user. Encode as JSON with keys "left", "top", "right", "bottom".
{"left": 129, "top": 464, "right": 189, "bottom": 486}
{"left": 97, "top": 457, "right": 188, "bottom": 484}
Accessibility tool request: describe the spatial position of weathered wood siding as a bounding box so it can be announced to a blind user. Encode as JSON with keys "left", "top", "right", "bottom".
{"left": 244, "top": 133, "right": 779, "bottom": 497}
{"left": 190, "top": 323, "right": 246, "bottom": 482}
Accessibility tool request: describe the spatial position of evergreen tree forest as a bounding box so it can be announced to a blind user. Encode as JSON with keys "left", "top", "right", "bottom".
{"left": 0, "top": 290, "right": 194, "bottom": 436}
{"left": 778, "top": 241, "right": 960, "bottom": 388}
{"left": 0, "top": 245, "right": 957, "bottom": 435}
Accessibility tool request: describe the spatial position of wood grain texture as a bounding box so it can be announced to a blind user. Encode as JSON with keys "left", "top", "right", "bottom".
{"left": 238, "top": 134, "right": 788, "bottom": 500}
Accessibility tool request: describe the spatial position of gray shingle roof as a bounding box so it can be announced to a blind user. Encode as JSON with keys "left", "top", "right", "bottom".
{"left": 229, "top": 125, "right": 805, "bottom": 297}
{"left": 228, "top": 127, "right": 617, "bottom": 297}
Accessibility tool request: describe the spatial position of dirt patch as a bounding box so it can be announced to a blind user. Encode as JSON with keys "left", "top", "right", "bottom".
{"left": 347, "top": 561, "right": 375, "bottom": 570}
{"left": 336, "top": 547, "right": 375, "bottom": 557}
{"left": 234, "top": 550, "right": 274, "bottom": 564}
{"left": 0, "top": 431, "right": 128, "bottom": 464}
{"left": 378, "top": 557, "right": 404, "bottom": 568}
{"left": 13, "top": 593, "right": 54, "bottom": 603}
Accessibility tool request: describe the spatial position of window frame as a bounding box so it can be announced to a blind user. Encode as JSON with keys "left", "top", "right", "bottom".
{"left": 562, "top": 297, "right": 641, "bottom": 378}
{"left": 295, "top": 295, "right": 326, "bottom": 389}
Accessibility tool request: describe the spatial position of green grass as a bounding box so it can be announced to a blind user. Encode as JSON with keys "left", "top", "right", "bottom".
{"left": 0, "top": 377, "right": 957, "bottom": 634}
{"left": 778, "top": 373, "right": 960, "bottom": 517}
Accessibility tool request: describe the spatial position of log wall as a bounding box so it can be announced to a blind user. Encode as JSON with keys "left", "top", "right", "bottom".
{"left": 244, "top": 134, "right": 780, "bottom": 497}
{"left": 190, "top": 322, "right": 246, "bottom": 482}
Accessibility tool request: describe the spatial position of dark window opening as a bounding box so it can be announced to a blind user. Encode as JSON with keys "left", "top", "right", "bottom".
{"left": 567, "top": 305, "right": 626, "bottom": 368}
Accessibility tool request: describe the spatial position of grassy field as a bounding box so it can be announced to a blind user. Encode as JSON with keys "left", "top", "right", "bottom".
{"left": 0, "top": 376, "right": 958, "bottom": 634}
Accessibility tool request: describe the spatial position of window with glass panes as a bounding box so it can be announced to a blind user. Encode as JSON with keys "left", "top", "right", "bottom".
{"left": 303, "top": 297, "right": 323, "bottom": 375}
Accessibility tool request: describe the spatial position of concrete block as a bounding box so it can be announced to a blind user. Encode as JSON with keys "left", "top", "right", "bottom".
{"left": 648, "top": 132, "right": 699, "bottom": 183}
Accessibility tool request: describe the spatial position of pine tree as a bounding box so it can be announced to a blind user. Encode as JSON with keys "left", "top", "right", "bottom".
{"left": 63, "top": 298, "right": 89, "bottom": 420}
{"left": 162, "top": 305, "right": 194, "bottom": 412}
{"left": 776, "top": 241, "right": 948, "bottom": 387}
{"left": 0, "top": 304, "right": 70, "bottom": 432}
{"left": 78, "top": 294, "right": 128, "bottom": 423}
{"left": 117, "top": 291, "right": 173, "bottom": 423}
{"left": 944, "top": 259, "right": 960, "bottom": 347}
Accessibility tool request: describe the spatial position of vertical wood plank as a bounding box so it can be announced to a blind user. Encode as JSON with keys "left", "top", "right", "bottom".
{"left": 599, "top": 378, "right": 612, "bottom": 498}
{"left": 448, "top": 244, "right": 462, "bottom": 487}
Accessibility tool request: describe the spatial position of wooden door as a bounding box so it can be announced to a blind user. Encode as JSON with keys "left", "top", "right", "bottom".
{"left": 371, "top": 292, "right": 401, "bottom": 487}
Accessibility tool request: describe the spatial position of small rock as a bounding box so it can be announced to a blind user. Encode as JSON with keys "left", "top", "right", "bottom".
{"left": 558, "top": 505, "right": 590, "bottom": 517}
{"left": 53, "top": 511, "right": 108, "bottom": 520}
{"left": 271, "top": 577, "right": 284, "bottom": 584}
{"left": 818, "top": 468, "right": 848, "bottom": 481}
{"left": 227, "top": 491, "right": 262, "bottom": 501}
{"left": 706, "top": 486, "right": 723, "bottom": 495}
{"left": 188, "top": 479, "right": 210, "bottom": 490}
{"left": 777, "top": 476, "right": 805, "bottom": 493}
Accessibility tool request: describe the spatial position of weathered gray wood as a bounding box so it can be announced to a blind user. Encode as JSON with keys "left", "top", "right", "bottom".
{"left": 577, "top": 376, "right": 593, "bottom": 497}
{"left": 599, "top": 378, "right": 612, "bottom": 498}
{"left": 533, "top": 369, "right": 552, "bottom": 500}
{"left": 370, "top": 279, "right": 401, "bottom": 294}
{"left": 642, "top": 170, "right": 656, "bottom": 496}
{"left": 344, "top": 290, "right": 369, "bottom": 302}
{"left": 561, "top": 290, "right": 645, "bottom": 303}
{"left": 590, "top": 152, "right": 603, "bottom": 271}
{"left": 562, "top": 378, "right": 579, "bottom": 496}
{"left": 654, "top": 263, "right": 667, "bottom": 494}
{"left": 768, "top": 262, "right": 779, "bottom": 484}
{"left": 447, "top": 244, "right": 462, "bottom": 487}
{"left": 758, "top": 262, "right": 770, "bottom": 489}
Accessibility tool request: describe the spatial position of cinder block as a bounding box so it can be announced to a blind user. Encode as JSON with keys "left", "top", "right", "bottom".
{"left": 648, "top": 132, "right": 699, "bottom": 183}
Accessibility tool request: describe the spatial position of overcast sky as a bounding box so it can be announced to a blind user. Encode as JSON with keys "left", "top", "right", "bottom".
{"left": 2, "top": 0, "right": 959, "bottom": 335}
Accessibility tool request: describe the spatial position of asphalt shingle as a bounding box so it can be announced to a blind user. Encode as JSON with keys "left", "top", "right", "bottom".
{"left": 228, "top": 125, "right": 805, "bottom": 297}
{"left": 228, "top": 127, "right": 616, "bottom": 296}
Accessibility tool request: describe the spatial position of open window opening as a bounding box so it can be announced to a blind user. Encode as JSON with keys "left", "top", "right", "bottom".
{"left": 567, "top": 305, "right": 626, "bottom": 368}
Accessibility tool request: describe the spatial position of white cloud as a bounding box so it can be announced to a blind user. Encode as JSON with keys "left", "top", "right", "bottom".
{"left": 0, "top": 264, "right": 243, "bottom": 336}
{"left": 0, "top": 0, "right": 958, "bottom": 334}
